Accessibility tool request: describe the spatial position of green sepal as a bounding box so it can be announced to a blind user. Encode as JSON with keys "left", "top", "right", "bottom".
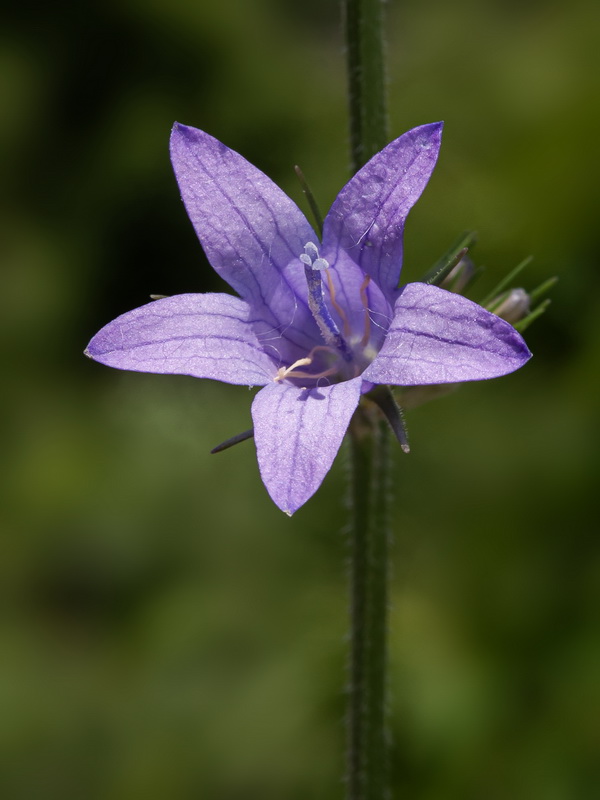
{"left": 422, "top": 231, "right": 478, "bottom": 286}
{"left": 368, "top": 385, "right": 410, "bottom": 452}
{"left": 210, "top": 428, "right": 254, "bottom": 454}
{"left": 528, "top": 275, "right": 558, "bottom": 304}
{"left": 514, "top": 299, "right": 552, "bottom": 332}
{"left": 480, "top": 255, "right": 533, "bottom": 307}
{"left": 294, "top": 165, "right": 324, "bottom": 238}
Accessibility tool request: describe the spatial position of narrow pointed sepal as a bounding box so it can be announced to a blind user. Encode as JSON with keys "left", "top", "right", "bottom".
{"left": 210, "top": 428, "right": 254, "bottom": 454}
{"left": 368, "top": 386, "right": 410, "bottom": 452}
{"left": 421, "top": 231, "right": 478, "bottom": 286}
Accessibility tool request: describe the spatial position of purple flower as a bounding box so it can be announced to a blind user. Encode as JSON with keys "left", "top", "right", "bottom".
{"left": 86, "top": 122, "right": 531, "bottom": 514}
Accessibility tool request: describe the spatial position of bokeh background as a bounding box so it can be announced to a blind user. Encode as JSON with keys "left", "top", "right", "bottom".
{"left": 2, "top": 0, "right": 599, "bottom": 797}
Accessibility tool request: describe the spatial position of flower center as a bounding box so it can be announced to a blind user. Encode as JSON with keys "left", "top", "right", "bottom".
{"left": 274, "top": 243, "right": 378, "bottom": 386}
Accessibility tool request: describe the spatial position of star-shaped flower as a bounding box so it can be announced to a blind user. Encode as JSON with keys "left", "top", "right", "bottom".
{"left": 86, "top": 122, "right": 531, "bottom": 514}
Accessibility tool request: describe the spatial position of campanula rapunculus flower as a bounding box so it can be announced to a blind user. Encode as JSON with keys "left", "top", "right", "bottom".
{"left": 86, "top": 122, "right": 531, "bottom": 514}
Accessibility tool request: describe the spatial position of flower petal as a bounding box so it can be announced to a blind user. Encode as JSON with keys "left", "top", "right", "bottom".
{"left": 251, "top": 377, "right": 363, "bottom": 514}
{"left": 170, "top": 123, "right": 320, "bottom": 355}
{"left": 322, "top": 122, "right": 443, "bottom": 297}
{"left": 362, "top": 283, "right": 531, "bottom": 385}
{"left": 85, "top": 293, "right": 276, "bottom": 386}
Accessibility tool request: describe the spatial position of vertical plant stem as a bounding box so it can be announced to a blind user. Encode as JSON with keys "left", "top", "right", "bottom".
{"left": 343, "top": 1, "right": 392, "bottom": 797}
{"left": 347, "top": 413, "right": 392, "bottom": 800}
{"left": 343, "top": 0, "right": 389, "bottom": 170}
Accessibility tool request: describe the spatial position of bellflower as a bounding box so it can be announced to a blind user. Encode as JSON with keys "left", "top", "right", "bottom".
{"left": 86, "top": 122, "right": 531, "bottom": 514}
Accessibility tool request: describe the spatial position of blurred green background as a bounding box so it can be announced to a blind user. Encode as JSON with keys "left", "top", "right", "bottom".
{"left": 2, "top": 0, "right": 599, "bottom": 797}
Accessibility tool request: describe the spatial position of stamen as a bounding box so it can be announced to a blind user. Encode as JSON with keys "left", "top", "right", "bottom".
{"left": 307, "top": 344, "right": 340, "bottom": 359}
{"left": 359, "top": 274, "right": 372, "bottom": 347}
{"left": 273, "top": 345, "right": 341, "bottom": 383}
{"left": 275, "top": 356, "right": 312, "bottom": 382}
{"left": 280, "top": 365, "right": 339, "bottom": 382}
{"left": 324, "top": 267, "right": 351, "bottom": 337}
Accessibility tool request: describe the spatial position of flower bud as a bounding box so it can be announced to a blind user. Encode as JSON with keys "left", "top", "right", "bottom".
{"left": 489, "top": 288, "right": 531, "bottom": 324}
{"left": 440, "top": 254, "right": 476, "bottom": 293}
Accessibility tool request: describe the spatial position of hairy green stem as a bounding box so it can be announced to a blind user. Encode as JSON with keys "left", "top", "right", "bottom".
{"left": 342, "top": 1, "right": 392, "bottom": 796}
{"left": 343, "top": 0, "right": 389, "bottom": 170}
{"left": 347, "top": 413, "right": 392, "bottom": 800}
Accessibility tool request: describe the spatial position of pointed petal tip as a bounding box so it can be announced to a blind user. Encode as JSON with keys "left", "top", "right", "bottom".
{"left": 83, "top": 335, "right": 106, "bottom": 364}
{"left": 170, "top": 121, "right": 205, "bottom": 150}
{"left": 500, "top": 321, "right": 532, "bottom": 368}
{"left": 170, "top": 121, "right": 190, "bottom": 142}
{"left": 422, "top": 120, "right": 444, "bottom": 131}
{"left": 413, "top": 120, "right": 444, "bottom": 146}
